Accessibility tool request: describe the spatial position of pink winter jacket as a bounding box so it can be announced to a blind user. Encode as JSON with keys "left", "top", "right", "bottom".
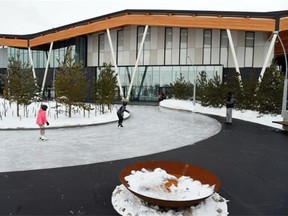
{"left": 36, "top": 109, "right": 48, "bottom": 126}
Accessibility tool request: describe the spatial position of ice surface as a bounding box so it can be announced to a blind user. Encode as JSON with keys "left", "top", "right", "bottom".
{"left": 0, "top": 105, "right": 220, "bottom": 172}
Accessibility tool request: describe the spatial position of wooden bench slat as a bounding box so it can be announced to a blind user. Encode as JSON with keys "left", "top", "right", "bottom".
{"left": 272, "top": 121, "right": 288, "bottom": 126}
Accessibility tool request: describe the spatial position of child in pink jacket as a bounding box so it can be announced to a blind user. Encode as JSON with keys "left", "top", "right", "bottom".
{"left": 36, "top": 104, "right": 49, "bottom": 140}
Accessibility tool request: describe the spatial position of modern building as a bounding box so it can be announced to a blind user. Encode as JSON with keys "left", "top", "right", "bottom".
{"left": 0, "top": 9, "right": 287, "bottom": 101}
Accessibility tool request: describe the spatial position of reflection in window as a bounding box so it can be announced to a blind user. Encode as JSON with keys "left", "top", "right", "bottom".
{"left": 244, "top": 31, "right": 254, "bottom": 67}
{"left": 98, "top": 33, "right": 105, "bottom": 66}
{"left": 165, "top": 27, "right": 173, "bottom": 65}
{"left": 220, "top": 30, "right": 229, "bottom": 67}
{"left": 117, "top": 29, "right": 124, "bottom": 65}
{"left": 203, "top": 29, "right": 212, "bottom": 64}
{"left": 179, "top": 28, "right": 188, "bottom": 65}
{"left": 137, "top": 26, "right": 150, "bottom": 65}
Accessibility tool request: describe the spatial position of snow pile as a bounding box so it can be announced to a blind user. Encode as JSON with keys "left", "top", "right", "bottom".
{"left": 112, "top": 184, "right": 228, "bottom": 216}
{"left": 125, "top": 168, "right": 215, "bottom": 201}
{"left": 113, "top": 167, "right": 227, "bottom": 215}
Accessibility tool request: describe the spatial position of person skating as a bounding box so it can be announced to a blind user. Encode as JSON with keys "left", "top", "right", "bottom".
{"left": 117, "top": 101, "right": 130, "bottom": 127}
{"left": 36, "top": 104, "right": 50, "bottom": 140}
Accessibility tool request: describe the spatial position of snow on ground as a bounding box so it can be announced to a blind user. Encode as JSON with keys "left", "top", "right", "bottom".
{"left": 0, "top": 99, "right": 120, "bottom": 129}
{"left": 112, "top": 184, "right": 228, "bottom": 216}
{"left": 0, "top": 97, "right": 284, "bottom": 130}
{"left": 160, "top": 99, "right": 284, "bottom": 130}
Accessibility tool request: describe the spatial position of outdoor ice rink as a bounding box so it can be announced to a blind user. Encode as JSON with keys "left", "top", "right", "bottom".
{"left": 0, "top": 105, "right": 221, "bottom": 173}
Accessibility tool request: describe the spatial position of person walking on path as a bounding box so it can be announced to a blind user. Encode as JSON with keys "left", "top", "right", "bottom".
{"left": 36, "top": 104, "right": 50, "bottom": 140}
{"left": 117, "top": 101, "right": 130, "bottom": 127}
{"left": 225, "top": 91, "right": 236, "bottom": 125}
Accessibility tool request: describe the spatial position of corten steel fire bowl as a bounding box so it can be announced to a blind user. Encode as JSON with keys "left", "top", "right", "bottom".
{"left": 119, "top": 160, "right": 220, "bottom": 208}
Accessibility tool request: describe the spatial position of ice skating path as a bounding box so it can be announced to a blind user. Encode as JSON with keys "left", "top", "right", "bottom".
{"left": 0, "top": 106, "right": 221, "bottom": 173}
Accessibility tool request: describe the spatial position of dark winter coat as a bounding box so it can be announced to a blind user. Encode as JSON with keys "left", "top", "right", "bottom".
{"left": 117, "top": 105, "right": 129, "bottom": 116}
{"left": 226, "top": 95, "right": 236, "bottom": 108}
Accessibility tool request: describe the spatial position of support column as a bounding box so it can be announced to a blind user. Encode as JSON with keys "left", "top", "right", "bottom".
{"left": 40, "top": 41, "right": 53, "bottom": 97}
{"left": 127, "top": 25, "right": 149, "bottom": 100}
{"left": 28, "top": 47, "right": 36, "bottom": 81}
{"left": 187, "top": 56, "right": 196, "bottom": 105}
{"left": 226, "top": 29, "right": 242, "bottom": 82}
{"left": 258, "top": 31, "right": 278, "bottom": 83}
{"left": 106, "top": 29, "right": 124, "bottom": 99}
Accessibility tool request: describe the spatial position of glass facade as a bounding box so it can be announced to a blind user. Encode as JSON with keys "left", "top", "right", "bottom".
{"left": 3, "top": 26, "right": 267, "bottom": 102}
{"left": 98, "top": 33, "right": 105, "bottom": 66}
{"left": 220, "top": 30, "right": 229, "bottom": 67}
{"left": 203, "top": 29, "right": 212, "bottom": 64}
{"left": 117, "top": 29, "right": 124, "bottom": 65}
{"left": 137, "top": 26, "right": 151, "bottom": 65}
{"left": 179, "top": 28, "right": 188, "bottom": 65}
{"left": 114, "top": 65, "right": 223, "bottom": 100}
{"left": 7, "top": 36, "right": 87, "bottom": 68}
{"left": 244, "top": 31, "right": 255, "bottom": 67}
{"left": 165, "top": 27, "right": 173, "bottom": 65}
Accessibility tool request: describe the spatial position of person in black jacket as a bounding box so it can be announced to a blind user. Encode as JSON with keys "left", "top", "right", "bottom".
{"left": 117, "top": 101, "right": 130, "bottom": 127}
{"left": 225, "top": 91, "right": 236, "bottom": 125}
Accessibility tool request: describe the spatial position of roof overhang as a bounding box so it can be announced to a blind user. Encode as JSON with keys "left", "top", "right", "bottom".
{"left": 0, "top": 9, "right": 287, "bottom": 50}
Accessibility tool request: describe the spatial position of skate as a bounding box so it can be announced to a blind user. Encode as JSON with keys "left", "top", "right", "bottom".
{"left": 39, "top": 135, "right": 48, "bottom": 140}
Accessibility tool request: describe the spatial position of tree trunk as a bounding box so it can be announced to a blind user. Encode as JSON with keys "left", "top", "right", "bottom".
{"left": 17, "top": 102, "right": 20, "bottom": 117}
{"left": 69, "top": 104, "right": 72, "bottom": 117}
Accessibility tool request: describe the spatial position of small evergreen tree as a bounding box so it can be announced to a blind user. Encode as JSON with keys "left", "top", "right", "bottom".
{"left": 225, "top": 72, "right": 242, "bottom": 109}
{"left": 197, "top": 71, "right": 209, "bottom": 105}
{"left": 170, "top": 73, "right": 194, "bottom": 100}
{"left": 54, "top": 47, "right": 89, "bottom": 117}
{"left": 206, "top": 72, "right": 226, "bottom": 107}
{"left": 256, "top": 62, "right": 284, "bottom": 114}
{"left": 95, "top": 63, "right": 117, "bottom": 114}
{"left": 2, "top": 55, "right": 38, "bottom": 117}
{"left": 240, "top": 73, "right": 259, "bottom": 110}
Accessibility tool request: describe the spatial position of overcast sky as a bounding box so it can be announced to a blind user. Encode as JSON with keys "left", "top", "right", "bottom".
{"left": 1, "top": 0, "right": 288, "bottom": 35}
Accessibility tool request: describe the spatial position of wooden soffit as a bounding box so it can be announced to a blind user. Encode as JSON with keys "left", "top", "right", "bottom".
{"left": 29, "top": 14, "right": 276, "bottom": 47}
{"left": 0, "top": 13, "right": 278, "bottom": 48}
{"left": 280, "top": 17, "right": 288, "bottom": 31}
{"left": 0, "top": 37, "right": 27, "bottom": 48}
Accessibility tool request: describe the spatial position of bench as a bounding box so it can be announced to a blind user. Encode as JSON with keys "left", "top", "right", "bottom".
{"left": 272, "top": 121, "right": 288, "bottom": 131}
{"left": 272, "top": 121, "right": 288, "bottom": 126}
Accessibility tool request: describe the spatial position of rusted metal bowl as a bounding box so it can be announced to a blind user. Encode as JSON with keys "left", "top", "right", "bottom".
{"left": 119, "top": 160, "right": 220, "bottom": 208}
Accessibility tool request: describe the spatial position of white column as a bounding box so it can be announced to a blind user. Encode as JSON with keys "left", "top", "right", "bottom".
{"left": 277, "top": 34, "right": 288, "bottom": 116}
{"left": 106, "top": 29, "right": 124, "bottom": 99}
{"left": 127, "top": 25, "right": 149, "bottom": 100}
{"left": 226, "top": 29, "right": 242, "bottom": 82}
{"left": 28, "top": 47, "right": 37, "bottom": 81}
{"left": 41, "top": 41, "right": 53, "bottom": 97}
{"left": 187, "top": 56, "right": 196, "bottom": 105}
{"left": 258, "top": 31, "right": 278, "bottom": 83}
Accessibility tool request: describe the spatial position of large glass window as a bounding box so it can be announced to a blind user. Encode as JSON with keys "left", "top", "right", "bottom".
{"left": 137, "top": 26, "right": 150, "bottom": 65}
{"left": 203, "top": 29, "right": 212, "bottom": 64}
{"left": 7, "top": 41, "right": 79, "bottom": 68}
{"left": 220, "top": 30, "right": 229, "bottom": 67}
{"left": 98, "top": 33, "right": 105, "bottom": 66}
{"left": 117, "top": 29, "right": 124, "bottom": 65}
{"left": 164, "top": 27, "right": 173, "bottom": 65}
{"left": 179, "top": 28, "right": 188, "bottom": 65}
{"left": 75, "top": 36, "right": 87, "bottom": 66}
{"left": 244, "top": 31, "right": 255, "bottom": 67}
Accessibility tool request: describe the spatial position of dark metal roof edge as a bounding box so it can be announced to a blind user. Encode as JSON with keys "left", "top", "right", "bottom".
{"left": 1, "top": 9, "right": 287, "bottom": 39}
